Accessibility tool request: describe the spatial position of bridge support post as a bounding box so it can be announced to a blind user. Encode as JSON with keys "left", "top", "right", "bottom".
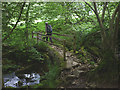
{"left": 63, "top": 39, "right": 66, "bottom": 61}
{"left": 2, "top": 77, "right": 4, "bottom": 88}
{"left": 73, "top": 35, "right": 76, "bottom": 53}
{"left": 37, "top": 33, "right": 39, "bottom": 44}
{"left": 32, "top": 31, "right": 33, "bottom": 38}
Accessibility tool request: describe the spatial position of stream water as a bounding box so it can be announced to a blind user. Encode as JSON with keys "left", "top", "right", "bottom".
{"left": 3, "top": 72, "right": 40, "bottom": 88}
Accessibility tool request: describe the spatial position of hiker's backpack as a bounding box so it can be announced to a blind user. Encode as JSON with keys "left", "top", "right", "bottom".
{"left": 47, "top": 25, "right": 52, "bottom": 34}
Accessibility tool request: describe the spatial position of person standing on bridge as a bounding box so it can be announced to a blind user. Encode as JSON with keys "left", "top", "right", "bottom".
{"left": 45, "top": 22, "right": 53, "bottom": 43}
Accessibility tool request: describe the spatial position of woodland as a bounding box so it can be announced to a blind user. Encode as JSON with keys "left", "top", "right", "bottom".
{"left": 2, "top": 2, "right": 120, "bottom": 88}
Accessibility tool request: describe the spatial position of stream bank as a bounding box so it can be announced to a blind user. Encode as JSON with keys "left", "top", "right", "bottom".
{"left": 2, "top": 42, "right": 64, "bottom": 88}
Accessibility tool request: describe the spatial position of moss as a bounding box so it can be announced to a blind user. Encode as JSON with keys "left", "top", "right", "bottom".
{"left": 29, "top": 83, "right": 43, "bottom": 88}
{"left": 48, "top": 46, "right": 65, "bottom": 69}
{"left": 39, "top": 45, "right": 65, "bottom": 88}
{"left": 34, "top": 41, "right": 49, "bottom": 52}
{"left": 2, "top": 59, "right": 21, "bottom": 74}
{"left": 90, "top": 47, "right": 99, "bottom": 56}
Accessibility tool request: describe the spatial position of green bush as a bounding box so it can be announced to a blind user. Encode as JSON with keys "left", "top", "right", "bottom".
{"left": 41, "top": 62, "right": 60, "bottom": 88}
{"left": 28, "top": 47, "right": 44, "bottom": 62}
{"left": 34, "top": 41, "right": 49, "bottom": 52}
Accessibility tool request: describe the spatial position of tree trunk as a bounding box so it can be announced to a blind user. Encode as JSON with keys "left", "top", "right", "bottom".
{"left": 25, "top": 2, "right": 30, "bottom": 46}
{"left": 3, "top": 2, "right": 25, "bottom": 42}
{"left": 85, "top": 2, "right": 119, "bottom": 86}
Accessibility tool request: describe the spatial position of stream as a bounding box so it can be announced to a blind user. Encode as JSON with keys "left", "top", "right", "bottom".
{"left": 3, "top": 72, "right": 40, "bottom": 88}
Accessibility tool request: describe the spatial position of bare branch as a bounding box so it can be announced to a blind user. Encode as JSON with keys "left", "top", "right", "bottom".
{"left": 3, "top": 2, "right": 26, "bottom": 42}
{"left": 111, "top": 3, "right": 120, "bottom": 23}
{"left": 109, "top": 3, "right": 120, "bottom": 31}
{"left": 25, "top": 3, "right": 31, "bottom": 41}
{"left": 107, "top": 6, "right": 110, "bottom": 20}
{"left": 101, "top": 2, "right": 108, "bottom": 23}
{"left": 84, "top": 2, "right": 104, "bottom": 30}
{"left": 84, "top": 2, "right": 96, "bottom": 13}
{"left": 110, "top": 4, "right": 120, "bottom": 51}
{"left": 93, "top": 2, "right": 104, "bottom": 29}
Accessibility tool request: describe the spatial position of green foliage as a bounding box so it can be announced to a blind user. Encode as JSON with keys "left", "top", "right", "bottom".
{"left": 35, "top": 22, "right": 45, "bottom": 32}
{"left": 3, "top": 46, "right": 44, "bottom": 65}
{"left": 3, "top": 27, "right": 36, "bottom": 50}
{"left": 3, "top": 64, "right": 19, "bottom": 73}
{"left": 41, "top": 62, "right": 60, "bottom": 88}
{"left": 38, "top": 47, "right": 63, "bottom": 88}
{"left": 27, "top": 83, "right": 43, "bottom": 88}
{"left": 2, "top": 59, "right": 20, "bottom": 73}
{"left": 2, "top": 2, "right": 119, "bottom": 88}
{"left": 34, "top": 41, "right": 49, "bottom": 52}
{"left": 46, "top": 65, "right": 60, "bottom": 87}
{"left": 76, "top": 46, "right": 96, "bottom": 66}
{"left": 28, "top": 47, "right": 44, "bottom": 62}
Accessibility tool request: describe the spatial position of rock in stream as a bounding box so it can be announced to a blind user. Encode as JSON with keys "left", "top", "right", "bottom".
{"left": 3, "top": 72, "right": 40, "bottom": 88}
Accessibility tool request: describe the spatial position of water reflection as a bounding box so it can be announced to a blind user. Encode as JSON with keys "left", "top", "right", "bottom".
{"left": 3, "top": 72, "right": 40, "bottom": 88}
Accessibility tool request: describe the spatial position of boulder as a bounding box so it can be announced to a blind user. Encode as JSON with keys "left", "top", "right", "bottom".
{"left": 72, "top": 61, "right": 79, "bottom": 68}
{"left": 72, "top": 69, "right": 85, "bottom": 77}
{"left": 72, "top": 81, "right": 77, "bottom": 85}
{"left": 74, "top": 59, "right": 81, "bottom": 63}
{"left": 78, "top": 66, "right": 87, "bottom": 71}
{"left": 66, "top": 75, "right": 78, "bottom": 81}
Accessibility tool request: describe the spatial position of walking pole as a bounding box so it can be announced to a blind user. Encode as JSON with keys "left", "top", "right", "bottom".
{"left": 63, "top": 39, "right": 66, "bottom": 61}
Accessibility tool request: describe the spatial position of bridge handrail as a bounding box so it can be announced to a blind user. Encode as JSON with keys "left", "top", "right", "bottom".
{"left": 32, "top": 31, "right": 76, "bottom": 61}
{"left": 52, "top": 33, "right": 72, "bottom": 37}
{"left": 32, "top": 31, "right": 73, "bottom": 37}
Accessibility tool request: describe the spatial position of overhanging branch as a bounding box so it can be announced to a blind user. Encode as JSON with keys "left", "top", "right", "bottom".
{"left": 3, "top": 2, "right": 26, "bottom": 42}
{"left": 102, "top": 2, "right": 108, "bottom": 23}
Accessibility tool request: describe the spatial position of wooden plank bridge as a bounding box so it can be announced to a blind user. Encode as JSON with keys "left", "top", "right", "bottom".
{"left": 32, "top": 31, "right": 76, "bottom": 61}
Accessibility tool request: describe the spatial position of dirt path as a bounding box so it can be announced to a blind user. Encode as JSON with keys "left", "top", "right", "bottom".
{"left": 51, "top": 45, "right": 94, "bottom": 88}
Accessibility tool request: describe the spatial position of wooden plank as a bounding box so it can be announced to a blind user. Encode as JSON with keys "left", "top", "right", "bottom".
{"left": 37, "top": 32, "right": 72, "bottom": 37}
{"left": 44, "top": 35, "right": 63, "bottom": 41}
{"left": 52, "top": 37, "right": 63, "bottom": 41}
{"left": 65, "top": 40, "right": 73, "bottom": 45}
{"left": 38, "top": 33, "right": 46, "bottom": 36}
{"left": 38, "top": 31, "right": 45, "bottom": 33}
{"left": 0, "top": 65, "right": 2, "bottom": 88}
{"left": 38, "top": 33, "right": 63, "bottom": 41}
{"left": 32, "top": 31, "right": 38, "bottom": 34}
{"left": 37, "top": 33, "right": 39, "bottom": 44}
{"left": 34, "top": 34, "right": 63, "bottom": 44}
{"left": 32, "top": 31, "right": 33, "bottom": 38}
{"left": 33, "top": 33, "right": 72, "bottom": 45}
{"left": 38, "top": 31, "right": 72, "bottom": 37}
{"left": 73, "top": 35, "right": 76, "bottom": 53}
{"left": 40, "top": 39, "right": 60, "bottom": 47}
{"left": 63, "top": 39, "right": 66, "bottom": 61}
{"left": 38, "top": 32, "right": 43, "bottom": 40}
{"left": 32, "top": 31, "right": 74, "bottom": 58}
{"left": 52, "top": 33, "right": 72, "bottom": 37}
